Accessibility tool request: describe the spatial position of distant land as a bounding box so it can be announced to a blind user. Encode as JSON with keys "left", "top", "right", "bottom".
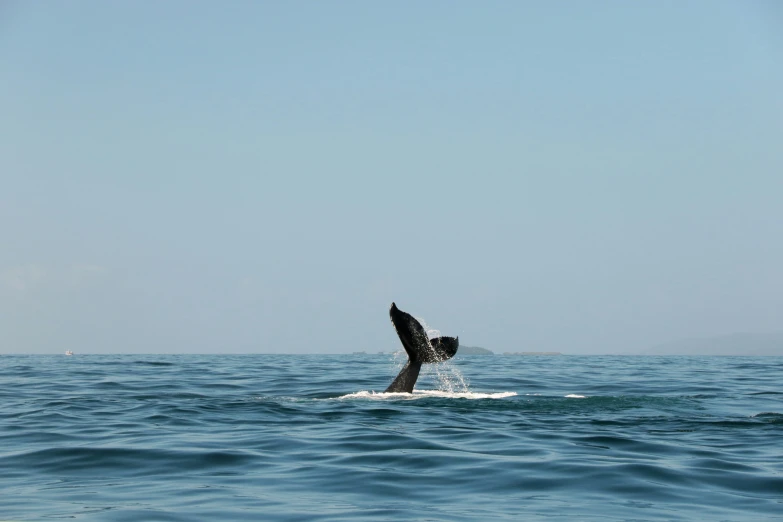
{"left": 644, "top": 332, "right": 783, "bottom": 356}
{"left": 458, "top": 345, "right": 494, "bottom": 355}
{"left": 457, "top": 347, "right": 564, "bottom": 356}
{"left": 503, "top": 351, "right": 562, "bottom": 356}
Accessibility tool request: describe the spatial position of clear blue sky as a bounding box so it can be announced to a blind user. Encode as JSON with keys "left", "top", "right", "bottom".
{"left": 2, "top": 1, "right": 782, "bottom": 354}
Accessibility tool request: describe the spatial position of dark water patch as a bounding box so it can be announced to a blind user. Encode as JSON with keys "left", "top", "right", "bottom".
{"left": 132, "top": 360, "right": 177, "bottom": 367}
{"left": 127, "top": 393, "right": 200, "bottom": 400}
{"left": 687, "top": 457, "right": 762, "bottom": 473}
{"left": 95, "top": 380, "right": 126, "bottom": 388}
{"left": 3, "top": 446, "right": 255, "bottom": 476}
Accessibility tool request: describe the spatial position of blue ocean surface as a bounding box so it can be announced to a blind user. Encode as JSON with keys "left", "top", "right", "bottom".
{"left": 1, "top": 354, "right": 781, "bottom": 521}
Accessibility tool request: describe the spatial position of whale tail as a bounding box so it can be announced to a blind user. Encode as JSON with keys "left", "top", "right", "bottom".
{"left": 385, "top": 303, "right": 458, "bottom": 393}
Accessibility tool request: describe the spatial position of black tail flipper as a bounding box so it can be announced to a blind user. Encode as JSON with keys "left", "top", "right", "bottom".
{"left": 385, "top": 303, "right": 459, "bottom": 393}
{"left": 425, "top": 336, "right": 459, "bottom": 363}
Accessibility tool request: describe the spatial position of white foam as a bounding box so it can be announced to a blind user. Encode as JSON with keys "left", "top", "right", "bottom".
{"left": 565, "top": 394, "right": 587, "bottom": 398}
{"left": 338, "top": 390, "right": 517, "bottom": 400}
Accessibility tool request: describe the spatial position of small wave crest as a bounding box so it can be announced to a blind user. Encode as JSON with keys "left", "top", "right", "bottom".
{"left": 751, "top": 412, "right": 783, "bottom": 423}
{"left": 337, "top": 390, "right": 517, "bottom": 400}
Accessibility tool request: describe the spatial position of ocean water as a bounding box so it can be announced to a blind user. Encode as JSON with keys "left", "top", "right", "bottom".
{"left": 1, "top": 354, "right": 781, "bottom": 521}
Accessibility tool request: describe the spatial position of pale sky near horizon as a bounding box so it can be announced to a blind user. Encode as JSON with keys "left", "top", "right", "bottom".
{"left": 2, "top": 1, "right": 782, "bottom": 354}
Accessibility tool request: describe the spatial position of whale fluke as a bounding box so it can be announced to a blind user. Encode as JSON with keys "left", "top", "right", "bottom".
{"left": 385, "top": 303, "right": 458, "bottom": 393}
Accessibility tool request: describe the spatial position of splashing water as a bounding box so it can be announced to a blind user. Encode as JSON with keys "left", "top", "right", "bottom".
{"left": 428, "top": 360, "right": 470, "bottom": 393}
{"left": 416, "top": 316, "right": 469, "bottom": 392}
{"left": 390, "top": 349, "right": 407, "bottom": 371}
{"left": 416, "top": 316, "right": 441, "bottom": 341}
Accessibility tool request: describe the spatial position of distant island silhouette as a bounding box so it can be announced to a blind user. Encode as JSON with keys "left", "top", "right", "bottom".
{"left": 503, "top": 351, "right": 562, "bottom": 356}
{"left": 458, "top": 345, "right": 494, "bottom": 355}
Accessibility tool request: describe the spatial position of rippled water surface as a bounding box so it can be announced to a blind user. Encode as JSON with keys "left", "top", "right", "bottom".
{"left": 2, "top": 354, "right": 781, "bottom": 520}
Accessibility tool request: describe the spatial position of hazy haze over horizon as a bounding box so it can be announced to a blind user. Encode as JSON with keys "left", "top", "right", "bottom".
{"left": 2, "top": 2, "right": 782, "bottom": 354}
